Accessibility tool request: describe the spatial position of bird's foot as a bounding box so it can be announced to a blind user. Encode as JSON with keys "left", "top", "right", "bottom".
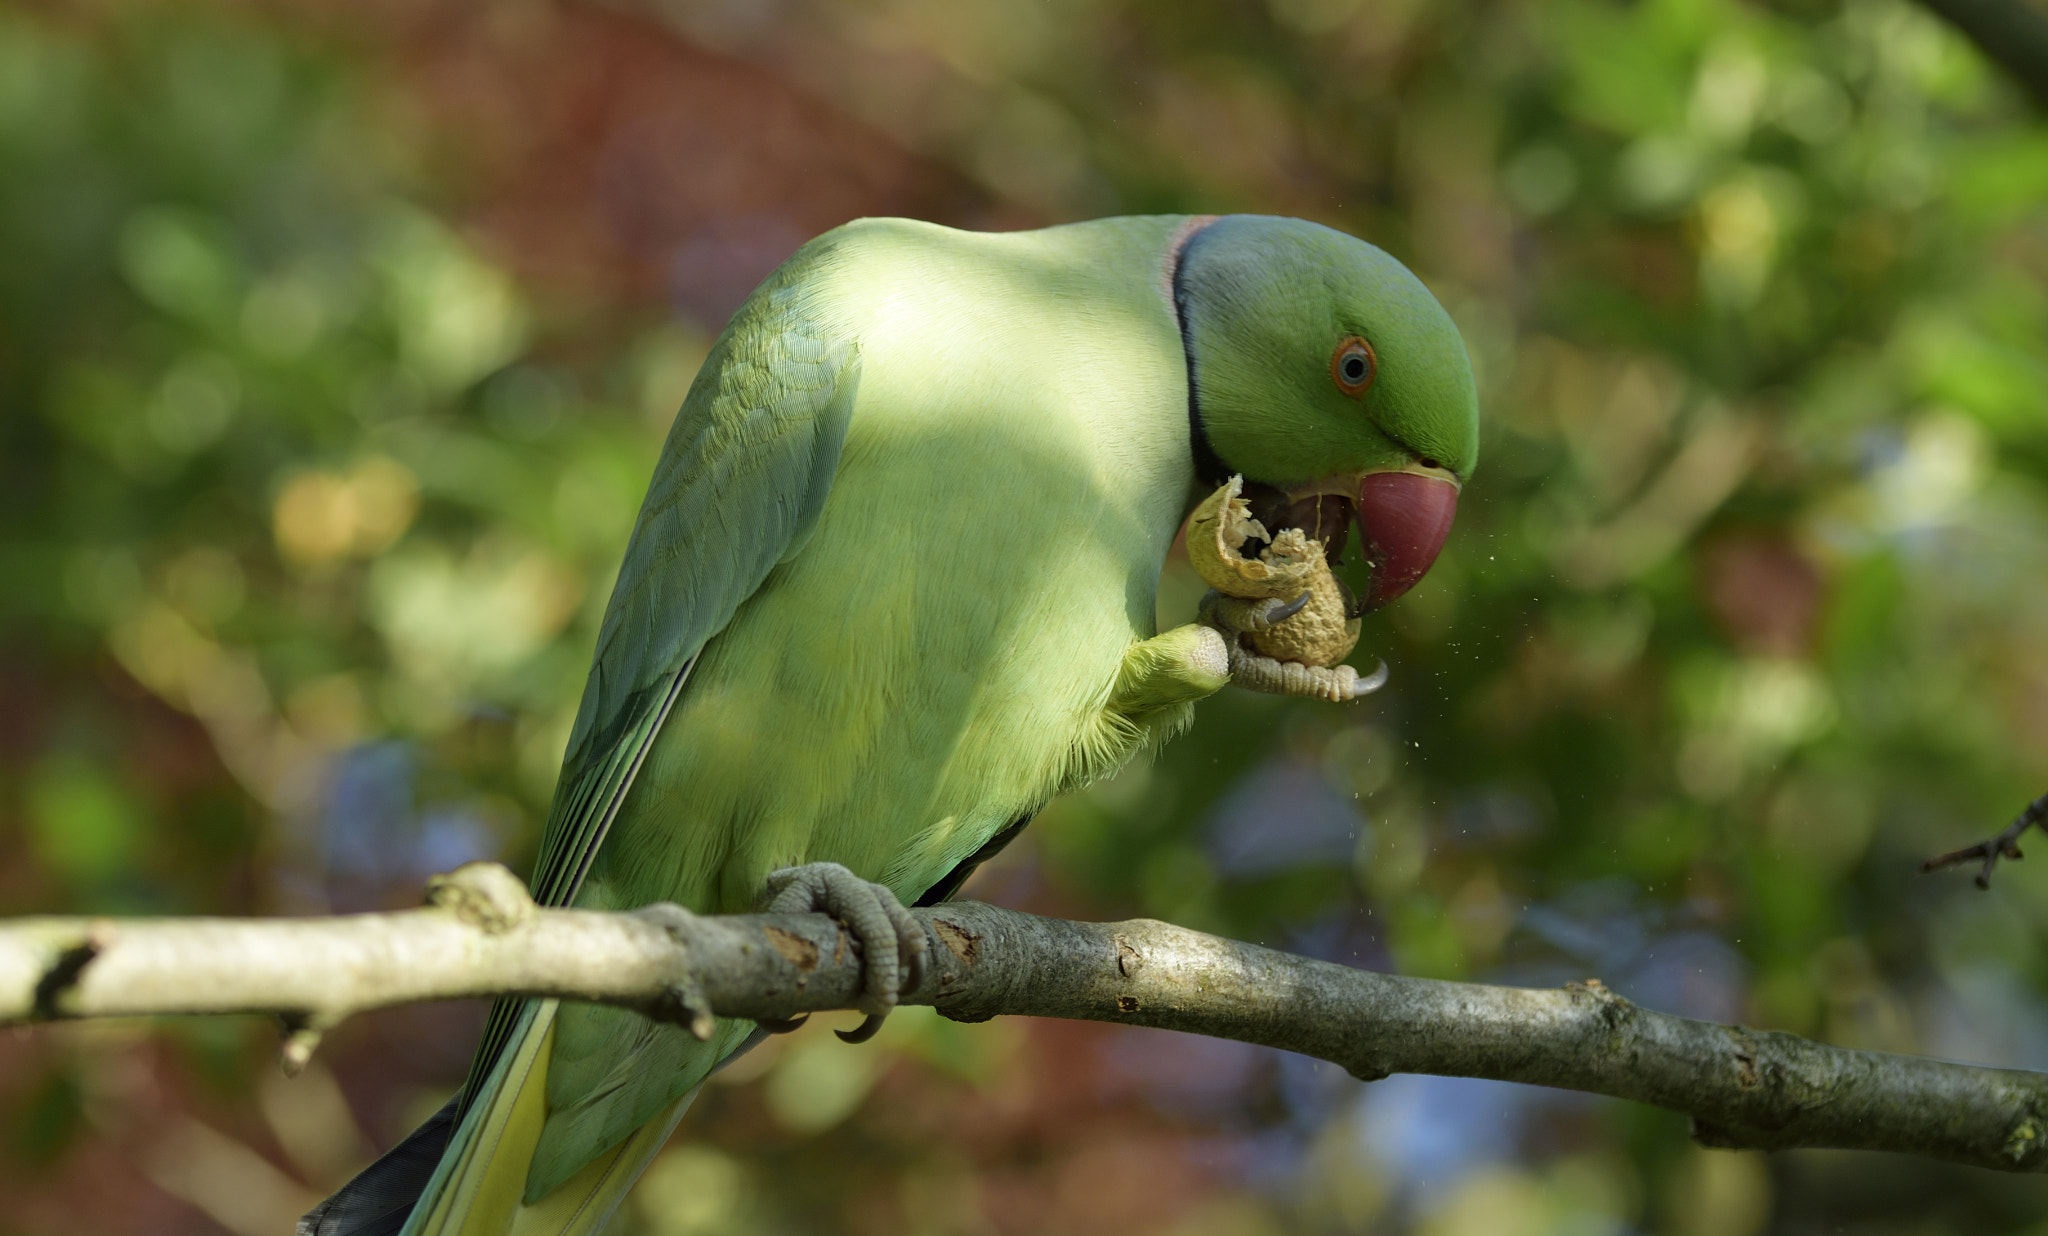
{"left": 1227, "top": 648, "right": 1387, "bottom": 702}
{"left": 1199, "top": 588, "right": 1386, "bottom": 702}
{"left": 1199, "top": 588, "right": 1310, "bottom": 633}
{"left": 763, "top": 862, "right": 926, "bottom": 1042}
{"left": 1922, "top": 792, "right": 2048, "bottom": 889}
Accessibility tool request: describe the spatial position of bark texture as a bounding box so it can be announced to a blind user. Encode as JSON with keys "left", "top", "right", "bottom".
{"left": 3, "top": 862, "right": 2043, "bottom": 1172}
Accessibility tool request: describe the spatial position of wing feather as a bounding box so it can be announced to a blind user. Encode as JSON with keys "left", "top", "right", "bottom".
{"left": 308, "top": 239, "right": 860, "bottom": 1236}
{"left": 464, "top": 256, "right": 859, "bottom": 1113}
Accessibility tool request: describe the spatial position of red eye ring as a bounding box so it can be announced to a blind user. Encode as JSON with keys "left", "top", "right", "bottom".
{"left": 1331, "top": 335, "right": 1376, "bottom": 396}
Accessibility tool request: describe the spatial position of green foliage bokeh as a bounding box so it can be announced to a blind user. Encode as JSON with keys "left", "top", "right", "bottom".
{"left": 5, "top": 1, "right": 2048, "bottom": 1233}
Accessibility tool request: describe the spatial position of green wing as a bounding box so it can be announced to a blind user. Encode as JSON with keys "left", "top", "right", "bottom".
{"left": 457, "top": 243, "right": 860, "bottom": 1116}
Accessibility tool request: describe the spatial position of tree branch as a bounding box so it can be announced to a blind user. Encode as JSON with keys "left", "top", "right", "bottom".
{"left": 4, "top": 862, "right": 2044, "bottom": 1173}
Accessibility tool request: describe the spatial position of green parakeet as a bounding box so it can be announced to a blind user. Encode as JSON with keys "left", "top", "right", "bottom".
{"left": 301, "top": 213, "right": 1478, "bottom": 1236}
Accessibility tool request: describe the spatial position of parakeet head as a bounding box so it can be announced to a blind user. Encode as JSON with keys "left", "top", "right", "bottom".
{"left": 1173, "top": 215, "right": 1478, "bottom": 612}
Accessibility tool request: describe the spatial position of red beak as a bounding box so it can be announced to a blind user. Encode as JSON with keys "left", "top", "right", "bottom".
{"left": 1355, "top": 471, "right": 1459, "bottom": 612}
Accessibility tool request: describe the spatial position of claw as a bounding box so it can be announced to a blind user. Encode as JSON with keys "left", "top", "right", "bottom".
{"left": 1351, "top": 658, "right": 1390, "bottom": 696}
{"left": 1227, "top": 647, "right": 1388, "bottom": 702}
{"left": 836, "top": 1014, "right": 887, "bottom": 1045}
{"left": 756, "top": 1014, "right": 810, "bottom": 1035}
{"left": 1198, "top": 589, "right": 1310, "bottom": 635}
{"left": 1198, "top": 583, "right": 1390, "bottom": 702}
{"left": 763, "top": 862, "right": 927, "bottom": 1029}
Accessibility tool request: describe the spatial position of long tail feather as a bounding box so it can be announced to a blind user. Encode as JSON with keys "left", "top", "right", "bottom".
{"left": 508, "top": 1089, "right": 695, "bottom": 1236}
{"left": 400, "top": 1000, "right": 558, "bottom": 1236}
{"left": 297, "top": 1097, "right": 460, "bottom": 1236}
{"left": 302, "top": 1001, "right": 707, "bottom": 1236}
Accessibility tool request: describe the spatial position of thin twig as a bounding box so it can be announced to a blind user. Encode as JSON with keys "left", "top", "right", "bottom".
{"left": 3, "top": 862, "right": 2046, "bottom": 1173}
{"left": 1922, "top": 792, "right": 2048, "bottom": 888}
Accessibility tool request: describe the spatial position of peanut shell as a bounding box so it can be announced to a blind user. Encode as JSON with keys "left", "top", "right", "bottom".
{"left": 1246, "top": 565, "right": 1361, "bottom": 666}
{"left": 1187, "top": 476, "right": 1317, "bottom": 599}
{"left": 1190, "top": 475, "right": 1362, "bottom": 669}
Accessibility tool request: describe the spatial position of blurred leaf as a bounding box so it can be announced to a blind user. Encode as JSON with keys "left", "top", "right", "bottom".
{"left": 25, "top": 755, "right": 143, "bottom": 891}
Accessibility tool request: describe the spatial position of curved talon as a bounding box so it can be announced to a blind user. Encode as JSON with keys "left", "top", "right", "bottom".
{"left": 1269, "top": 589, "right": 1311, "bottom": 624}
{"left": 1350, "top": 658, "right": 1390, "bottom": 697}
{"left": 1199, "top": 588, "right": 1311, "bottom": 637}
{"left": 756, "top": 1014, "right": 810, "bottom": 1035}
{"left": 1227, "top": 646, "right": 1391, "bottom": 702}
{"left": 836, "top": 1014, "right": 887, "bottom": 1045}
{"left": 763, "top": 861, "right": 926, "bottom": 1022}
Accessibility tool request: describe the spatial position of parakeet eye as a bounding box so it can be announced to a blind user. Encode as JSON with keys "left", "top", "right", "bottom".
{"left": 1331, "top": 336, "right": 1376, "bottom": 396}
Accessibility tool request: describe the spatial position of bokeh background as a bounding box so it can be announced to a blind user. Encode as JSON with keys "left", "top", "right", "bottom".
{"left": 6, "top": 0, "right": 2048, "bottom": 1232}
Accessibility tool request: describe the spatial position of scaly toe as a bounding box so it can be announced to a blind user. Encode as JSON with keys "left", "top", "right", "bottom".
{"left": 1199, "top": 588, "right": 1311, "bottom": 637}
{"left": 762, "top": 861, "right": 922, "bottom": 1022}
{"left": 1265, "top": 590, "right": 1311, "bottom": 625}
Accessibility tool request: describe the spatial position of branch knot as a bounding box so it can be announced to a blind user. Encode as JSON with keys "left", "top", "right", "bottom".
{"left": 32, "top": 921, "right": 113, "bottom": 1019}
{"left": 1114, "top": 934, "right": 1144, "bottom": 977}
{"left": 631, "top": 903, "right": 716, "bottom": 1039}
{"left": 425, "top": 862, "right": 537, "bottom": 934}
{"left": 1567, "top": 977, "right": 1634, "bottom": 1030}
{"left": 2002, "top": 1103, "right": 2048, "bottom": 1167}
